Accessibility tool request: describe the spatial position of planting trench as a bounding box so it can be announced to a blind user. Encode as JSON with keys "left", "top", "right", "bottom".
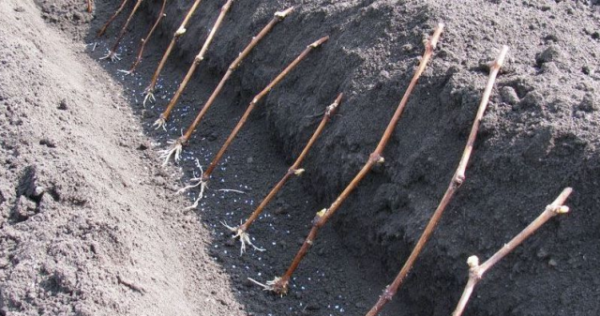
{"left": 1, "top": 0, "right": 600, "bottom": 316}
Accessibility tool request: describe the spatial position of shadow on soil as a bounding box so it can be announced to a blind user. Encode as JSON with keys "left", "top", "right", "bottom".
{"left": 82, "top": 1, "right": 403, "bottom": 315}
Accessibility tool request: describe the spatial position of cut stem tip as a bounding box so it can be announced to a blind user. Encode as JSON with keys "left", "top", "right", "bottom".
{"left": 275, "top": 6, "right": 295, "bottom": 18}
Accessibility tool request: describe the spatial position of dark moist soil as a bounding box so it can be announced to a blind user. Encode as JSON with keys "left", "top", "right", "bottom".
{"left": 2, "top": 0, "right": 600, "bottom": 316}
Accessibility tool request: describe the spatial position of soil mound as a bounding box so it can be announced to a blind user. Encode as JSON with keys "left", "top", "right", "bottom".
{"left": 145, "top": 0, "right": 600, "bottom": 315}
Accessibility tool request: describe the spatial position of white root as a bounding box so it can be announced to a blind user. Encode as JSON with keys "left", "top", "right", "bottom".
{"left": 143, "top": 91, "right": 155, "bottom": 107}
{"left": 159, "top": 139, "right": 183, "bottom": 166}
{"left": 178, "top": 159, "right": 208, "bottom": 210}
{"left": 247, "top": 276, "right": 283, "bottom": 292}
{"left": 99, "top": 50, "right": 121, "bottom": 62}
{"left": 221, "top": 221, "right": 265, "bottom": 255}
{"left": 117, "top": 69, "right": 134, "bottom": 76}
{"left": 182, "top": 181, "right": 206, "bottom": 211}
{"left": 216, "top": 188, "right": 246, "bottom": 194}
{"left": 153, "top": 116, "right": 167, "bottom": 131}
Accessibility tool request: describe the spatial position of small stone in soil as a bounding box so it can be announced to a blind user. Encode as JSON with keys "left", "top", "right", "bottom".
{"left": 205, "top": 131, "right": 218, "bottom": 141}
{"left": 137, "top": 143, "right": 149, "bottom": 150}
{"left": 536, "top": 45, "right": 563, "bottom": 65}
{"left": 578, "top": 93, "right": 598, "bottom": 112}
{"left": 243, "top": 279, "right": 254, "bottom": 287}
{"left": 39, "top": 138, "right": 56, "bottom": 148}
{"left": 274, "top": 207, "right": 287, "bottom": 215}
{"left": 225, "top": 239, "right": 235, "bottom": 247}
{"left": 57, "top": 99, "right": 68, "bottom": 110}
{"left": 500, "top": 86, "right": 519, "bottom": 105}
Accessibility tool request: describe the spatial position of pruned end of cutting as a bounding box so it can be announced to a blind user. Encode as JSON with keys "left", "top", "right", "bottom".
{"left": 326, "top": 93, "right": 343, "bottom": 117}
{"left": 492, "top": 45, "right": 510, "bottom": 70}
{"left": 547, "top": 187, "right": 573, "bottom": 214}
{"left": 309, "top": 36, "right": 329, "bottom": 48}
{"left": 430, "top": 22, "right": 445, "bottom": 49}
{"left": 275, "top": 6, "right": 295, "bottom": 19}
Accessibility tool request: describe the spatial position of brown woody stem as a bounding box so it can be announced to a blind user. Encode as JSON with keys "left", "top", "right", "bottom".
{"left": 97, "top": 0, "right": 129, "bottom": 37}
{"left": 452, "top": 187, "right": 572, "bottom": 316}
{"left": 257, "top": 24, "right": 444, "bottom": 296}
{"left": 200, "top": 36, "right": 329, "bottom": 184}
{"left": 126, "top": 0, "right": 167, "bottom": 74}
{"left": 87, "top": 0, "right": 93, "bottom": 13}
{"left": 162, "top": 7, "right": 294, "bottom": 165}
{"left": 103, "top": 0, "right": 144, "bottom": 60}
{"left": 364, "top": 45, "right": 508, "bottom": 316}
{"left": 226, "top": 94, "right": 343, "bottom": 254}
{"left": 178, "top": 6, "right": 294, "bottom": 144}
{"left": 156, "top": 0, "right": 234, "bottom": 127}
{"left": 143, "top": 0, "right": 203, "bottom": 104}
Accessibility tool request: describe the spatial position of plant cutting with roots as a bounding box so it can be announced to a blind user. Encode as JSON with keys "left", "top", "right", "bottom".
{"left": 153, "top": 0, "right": 235, "bottom": 130}
{"left": 159, "top": 6, "right": 295, "bottom": 165}
{"left": 249, "top": 24, "right": 445, "bottom": 296}
{"left": 364, "top": 45, "right": 509, "bottom": 316}
{"left": 101, "top": 0, "right": 145, "bottom": 62}
{"left": 452, "top": 187, "right": 573, "bottom": 316}
{"left": 97, "top": 0, "right": 129, "bottom": 37}
{"left": 178, "top": 36, "right": 330, "bottom": 210}
{"left": 143, "top": 0, "right": 203, "bottom": 106}
{"left": 222, "top": 93, "right": 343, "bottom": 255}
{"left": 119, "top": 0, "right": 167, "bottom": 75}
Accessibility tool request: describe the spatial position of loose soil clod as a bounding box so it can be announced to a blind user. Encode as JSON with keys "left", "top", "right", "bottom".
{"left": 223, "top": 93, "right": 343, "bottom": 255}
{"left": 178, "top": 35, "right": 330, "bottom": 209}
{"left": 256, "top": 24, "right": 445, "bottom": 296}
{"left": 451, "top": 187, "right": 573, "bottom": 316}
{"left": 120, "top": 0, "right": 167, "bottom": 75}
{"left": 97, "top": 0, "right": 129, "bottom": 37}
{"left": 143, "top": 0, "right": 203, "bottom": 106}
{"left": 100, "top": 0, "right": 144, "bottom": 62}
{"left": 153, "top": 0, "right": 234, "bottom": 130}
{"left": 364, "top": 45, "right": 509, "bottom": 316}
{"left": 160, "top": 6, "right": 294, "bottom": 160}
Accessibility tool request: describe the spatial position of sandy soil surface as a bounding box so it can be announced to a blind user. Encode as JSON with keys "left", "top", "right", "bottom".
{"left": 1, "top": 0, "right": 599, "bottom": 316}
{"left": 0, "top": 1, "right": 245, "bottom": 315}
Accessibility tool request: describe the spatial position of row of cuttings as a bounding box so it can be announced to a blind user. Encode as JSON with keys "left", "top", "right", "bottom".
{"left": 91, "top": 1, "right": 574, "bottom": 316}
